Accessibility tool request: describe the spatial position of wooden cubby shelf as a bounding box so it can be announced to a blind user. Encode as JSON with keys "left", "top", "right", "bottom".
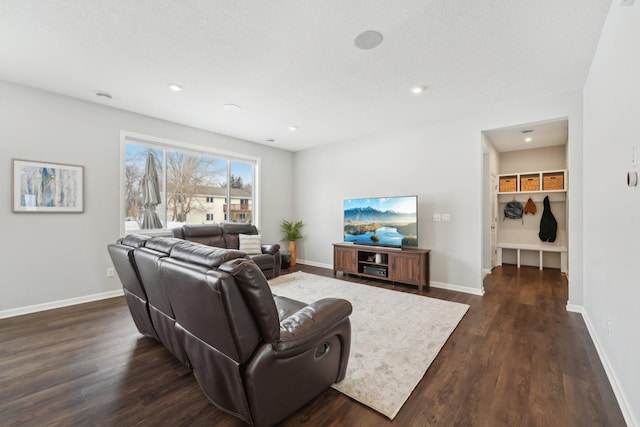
{"left": 498, "top": 169, "right": 567, "bottom": 194}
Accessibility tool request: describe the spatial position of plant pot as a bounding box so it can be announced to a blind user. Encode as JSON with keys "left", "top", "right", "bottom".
{"left": 288, "top": 241, "right": 297, "bottom": 266}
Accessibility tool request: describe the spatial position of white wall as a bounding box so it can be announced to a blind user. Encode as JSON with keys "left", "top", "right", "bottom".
{"left": 294, "top": 91, "right": 584, "bottom": 295}
{"left": 499, "top": 145, "right": 567, "bottom": 174}
{"left": 0, "top": 81, "right": 293, "bottom": 314}
{"left": 583, "top": 2, "right": 640, "bottom": 425}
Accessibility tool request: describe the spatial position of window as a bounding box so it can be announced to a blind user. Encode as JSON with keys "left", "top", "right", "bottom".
{"left": 122, "top": 133, "right": 258, "bottom": 234}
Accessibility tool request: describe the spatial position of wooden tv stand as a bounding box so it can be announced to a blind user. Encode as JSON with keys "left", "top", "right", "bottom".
{"left": 333, "top": 243, "right": 430, "bottom": 292}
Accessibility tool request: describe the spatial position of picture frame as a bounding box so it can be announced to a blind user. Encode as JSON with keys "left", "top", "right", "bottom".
{"left": 12, "top": 159, "right": 84, "bottom": 213}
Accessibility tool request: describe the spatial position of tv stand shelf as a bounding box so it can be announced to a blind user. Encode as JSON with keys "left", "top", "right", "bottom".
{"left": 333, "top": 243, "right": 430, "bottom": 292}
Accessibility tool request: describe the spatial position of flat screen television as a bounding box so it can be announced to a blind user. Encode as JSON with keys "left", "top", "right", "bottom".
{"left": 343, "top": 196, "right": 418, "bottom": 248}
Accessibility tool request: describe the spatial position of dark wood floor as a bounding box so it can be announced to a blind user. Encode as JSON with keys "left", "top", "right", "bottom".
{"left": 0, "top": 265, "right": 625, "bottom": 426}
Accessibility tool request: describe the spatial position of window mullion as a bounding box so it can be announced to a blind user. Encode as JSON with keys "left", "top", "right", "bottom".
{"left": 162, "top": 149, "right": 167, "bottom": 229}
{"left": 226, "top": 159, "right": 231, "bottom": 223}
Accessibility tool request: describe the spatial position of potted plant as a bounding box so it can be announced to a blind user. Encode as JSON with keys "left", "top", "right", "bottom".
{"left": 281, "top": 220, "right": 304, "bottom": 266}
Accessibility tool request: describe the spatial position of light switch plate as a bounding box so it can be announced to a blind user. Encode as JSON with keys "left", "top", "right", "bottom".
{"left": 433, "top": 213, "right": 441, "bottom": 222}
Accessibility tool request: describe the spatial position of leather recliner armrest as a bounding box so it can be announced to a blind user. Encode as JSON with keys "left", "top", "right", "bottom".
{"left": 261, "top": 243, "right": 281, "bottom": 255}
{"left": 274, "top": 298, "right": 352, "bottom": 358}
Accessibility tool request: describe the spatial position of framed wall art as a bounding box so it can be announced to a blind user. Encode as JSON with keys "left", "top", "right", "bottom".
{"left": 12, "top": 159, "right": 84, "bottom": 213}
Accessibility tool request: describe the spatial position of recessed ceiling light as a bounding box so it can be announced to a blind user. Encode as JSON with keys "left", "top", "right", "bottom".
{"left": 410, "top": 85, "right": 427, "bottom": 95}
{"left": 223, "top": 104, "right": 241, "bottom": 111}
{"left": 522, "top": 129, "right": 533, "bottom": 142}
{"left": 168, "top": 83, "right": 183, "bottom": 92}
{"left": 95, "top": 90, "right": 112, "bottom": 100}
{"left": 288, "top": 126, "right": 298, "bottom": 132}
{"left": 525, "top": 137, "right": 533, "bottom": 142}
{"left": 354, "top": 31, "right": 383, "bottom": 50}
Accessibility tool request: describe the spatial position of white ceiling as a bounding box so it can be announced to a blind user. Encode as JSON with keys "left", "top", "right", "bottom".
{"left": 484, "top": 119, "right": 568, "bottom": 153}
{"left": 0, "top": 0, "right": 612, "bottom": 152}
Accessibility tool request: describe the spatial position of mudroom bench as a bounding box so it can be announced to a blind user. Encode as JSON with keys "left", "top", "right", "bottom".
{"left": 496, "top": 242, "right": 567, "bottom": 273}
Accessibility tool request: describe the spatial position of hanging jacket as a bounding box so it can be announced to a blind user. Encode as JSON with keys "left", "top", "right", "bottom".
{"left": 538, "top": 196, "right": 557, "bottom": 242}
{"left": 524, "top": 198, "right": 537, "bottom": 215}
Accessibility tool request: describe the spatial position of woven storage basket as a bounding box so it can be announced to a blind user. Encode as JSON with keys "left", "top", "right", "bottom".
{"left": 499, "top": 176, "right": 517, "bottom": 192}
{"left": 543, "top": 173, "right": 564, "bottom": 190}
{"left": 520, "top": 175, "right": 540, "bottom": 192}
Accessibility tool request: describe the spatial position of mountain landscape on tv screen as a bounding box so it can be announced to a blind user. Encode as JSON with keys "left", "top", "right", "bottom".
{"left": 344, "top": 206, "right": 417, "bottom": 247}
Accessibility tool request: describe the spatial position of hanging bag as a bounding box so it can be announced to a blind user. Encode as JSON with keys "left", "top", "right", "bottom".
{"left": 504, "top": 200, "right": 524, "bottom": 223}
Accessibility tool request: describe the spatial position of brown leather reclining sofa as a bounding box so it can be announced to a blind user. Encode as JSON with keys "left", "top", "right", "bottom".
{"left": 107, "top": 235, "right": 352, "bottom": 427}
{"left": 171, "top": 223, "right": 281, "bottom": 279}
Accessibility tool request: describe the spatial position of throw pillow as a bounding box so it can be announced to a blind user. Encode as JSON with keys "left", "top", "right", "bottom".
{"left": 239, "top": 234, "right": 262, "bottom": 255}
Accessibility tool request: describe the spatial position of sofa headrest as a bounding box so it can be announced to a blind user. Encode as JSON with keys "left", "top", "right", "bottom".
{"left": 218, "top": 258, "right": 280, "bottom": 342}
{"left": 170, "top": 227, "right": 184, "bottom": 239}
{"left": 222, "top": 223, "right": 257, "bottom": 235}
{"left": 119, "top": 234, "right": 150, "bottom": 248}
{"left": 145, "top": 237, "right": 186, "bottom": 254}
{"left": 183, "top": 224, "right": 222, "bottom": 238}
{"left": 170, "top": 243, "right": 246, "bottom": 269}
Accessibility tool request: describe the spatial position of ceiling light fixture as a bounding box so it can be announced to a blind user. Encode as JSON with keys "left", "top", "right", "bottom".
{"left": 410, "top": 85, "right": 427, "bottom": 95}
{"left": 168, "top": 83, "right": 183, "bottom": 92}
{"left": 522, "top": 129, "right": 533, "bottom": 142}
{"left": 266, "top": 139, "right": 275, "bottom": 143}
{"left": 354, "top": 30, "right": 383, "bottom": 50}
{"left": 288, "top": 126, "right": 298, "bottom": 132}
{"left": 223, "top": 104, "right": 241, "bottom": 111}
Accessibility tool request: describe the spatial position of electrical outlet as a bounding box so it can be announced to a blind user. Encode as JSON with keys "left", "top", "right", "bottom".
{"left": 433, "top": 213, "right": 441, "bottom": 222}
{"left": 441, "top": 213, "right": 451, "bottom": 222}
{"left": 107, "top": 267, "right": 115, "bottom": 278}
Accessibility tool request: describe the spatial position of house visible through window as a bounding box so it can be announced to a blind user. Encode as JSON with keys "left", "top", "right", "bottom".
{"left": 122, "top": 133, "right": 257, "bottom": 233}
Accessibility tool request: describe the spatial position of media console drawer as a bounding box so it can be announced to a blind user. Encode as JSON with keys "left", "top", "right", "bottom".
{"left": 332, "top": 243, "right": 430, "bottom": 292}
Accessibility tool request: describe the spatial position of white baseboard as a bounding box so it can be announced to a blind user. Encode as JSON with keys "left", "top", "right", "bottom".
{"left": 296, "top": 259, "right": 332, "bottom": 269}
{"left": 566, "top": 303, "right": 584, "bottom": 313}
{"left": 0, "top": 289, "right": 124, "bottom": 320}
{"left": 574, "top": 307, "right": 637, "bottom": 427}
{"left": 431, "top": 281, "right": 485, "bottom": 296}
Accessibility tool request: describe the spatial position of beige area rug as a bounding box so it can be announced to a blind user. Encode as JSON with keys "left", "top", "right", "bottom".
{"left": 268, "top": 271, "right": 469, "bottom": 419}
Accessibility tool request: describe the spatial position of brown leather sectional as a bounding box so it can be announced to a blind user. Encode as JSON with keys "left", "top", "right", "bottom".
{"left": 171, "top": 223, "right": 281, "bottom": 279}
{"left": 108, "top": 235, "right": 352, "bottom": 427}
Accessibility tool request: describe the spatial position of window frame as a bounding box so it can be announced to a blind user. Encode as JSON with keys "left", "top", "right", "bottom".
{"left": 120, "top": 131, "right": 260, "bottom": 236}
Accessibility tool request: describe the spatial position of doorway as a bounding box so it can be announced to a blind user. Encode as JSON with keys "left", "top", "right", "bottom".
{"left": 482, "top": 118, "right": 569, "bottom": 275}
